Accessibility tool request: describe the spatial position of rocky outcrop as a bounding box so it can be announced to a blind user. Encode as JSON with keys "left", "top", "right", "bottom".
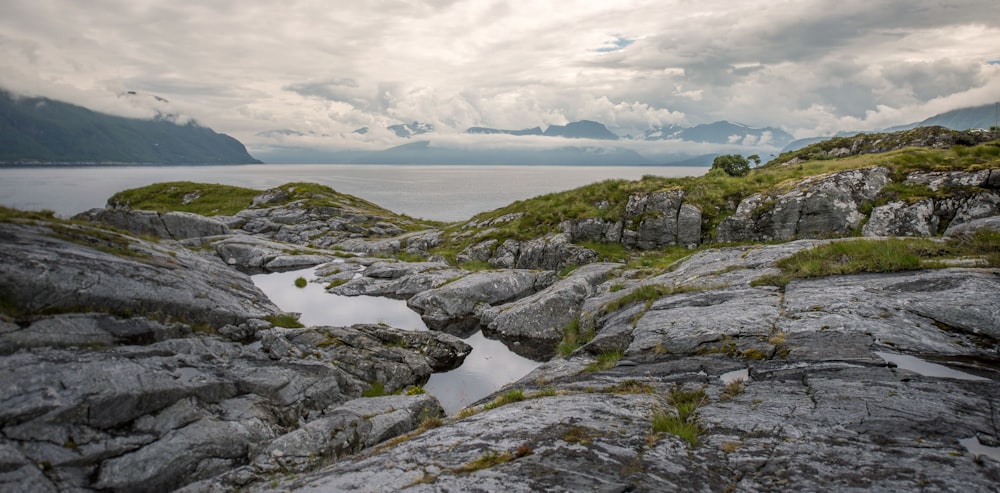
{"left": 0, "top": 220, "right": 279, "bottom": 326}
{"left": 0, "top": 215, "right": 470, "bottom": 493}
{"left": 558, "top": 190, "right": 702, "bottom": 250}
{"left": 479, "top": 263, "right": 621, "bottom": 360}
{"left": 489, "top": 234, "right": 598, "bottom": 270}
{"left": 259, "top": 240, "right": 1000, "bottom": 493}
{"left": 407, "top": 270, "right": 558, "bottom": 335}
{"left": 717, "top": 167, "right": 891, "bottom": 242}
{"left": 213, "top": 235, "right": 341, "bottom": 271}
{"left": 74, "top": 208, "right": 230, "bottom": 240}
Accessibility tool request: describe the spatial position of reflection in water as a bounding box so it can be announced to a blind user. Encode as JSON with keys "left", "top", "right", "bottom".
{"left": 875, "top": 352, "right": 990, "bottom": 381}
{"left": 252, "top": 266, "right": 542, "bottom": 415}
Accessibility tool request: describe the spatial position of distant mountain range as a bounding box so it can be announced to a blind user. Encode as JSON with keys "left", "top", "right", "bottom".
{"left": 0, "top": 90, "right": 261, "bottom": 165}
{"left": 782, "top": 103, "right": 1000, "bottom": 153}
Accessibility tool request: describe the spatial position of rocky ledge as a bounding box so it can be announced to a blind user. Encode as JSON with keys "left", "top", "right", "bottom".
{"left": 0, "top": 211, "right": 469, "bottom": 492}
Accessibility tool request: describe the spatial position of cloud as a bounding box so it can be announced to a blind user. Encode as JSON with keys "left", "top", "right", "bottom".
{"left": 1, "top": 0, "right": 997, "bottom": 151}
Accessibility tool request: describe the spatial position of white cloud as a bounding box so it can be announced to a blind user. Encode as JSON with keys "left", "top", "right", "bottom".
{"left": 1, "top": 0, "right": 998, "bottom": 151}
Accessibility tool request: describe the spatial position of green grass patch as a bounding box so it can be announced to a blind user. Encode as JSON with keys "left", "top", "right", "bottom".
{"left": 483, "top": 388, "right": 525, "bottom": 410}
{"left": 453, "top": 450, "right": 513, "bottom": 473}
{"left": 325, "top": 279, "right": 349, "bottom": 290}
{"left": 578, "top": 241, "right": 629, "bottom": 262}
{"left": 265, "top": 313, "right": 305, "bottom": 328}
{"left": 294, "top": 277, "right": 307, "bottom": 288}
{"left": 107, "top": 181, "right": 258, "bottom": 216}
{"left": 604, "top": 379, "right": 656, "bottom": 394}
{"left": 752, "top": 233, "right": 1000, "bottom": 287}
{"left": 584, "top": 349, "right": 624, "bottom": 372}
{"left": 362, "top": 381, "right": 389, "bottom": 397}
{"left": 652, "top": 387, "right": 709, "bottom": 448}
{"left": 557, "top": 317, "right": 594, "bottom": 357}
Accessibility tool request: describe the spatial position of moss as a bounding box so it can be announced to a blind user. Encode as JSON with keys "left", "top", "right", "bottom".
{"left": 453, "top": 450, "right": 513, "bottom": 473}
{"left": 325, "top": 279, "right": 349, "bottom": 290}
{"left": 265, "top": 313, "right": 305, "bottom": 328}
{"left": 294, "top": 277, "right": 308, "bottom": 288}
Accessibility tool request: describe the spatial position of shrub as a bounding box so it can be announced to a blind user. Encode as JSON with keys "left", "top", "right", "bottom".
{"left": 294, "top": 277, "right": 307, "bottom": 288}
{"left": 711, "top": 154, "right": 751, "bottom": 177}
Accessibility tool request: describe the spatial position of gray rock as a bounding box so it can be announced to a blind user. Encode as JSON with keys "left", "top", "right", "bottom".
{"left": 73, "top": 208, "right": 230, "bottom": 240}
{"left": 0, "top": 221, "right": 280, "bottom": 327}
{"left": 945, "top": 215, "right": 1000, "bottom": 236}
{"left": 407, "top": 270, "right": 557, "bottom": 335}
{"left": 862, "top": 198, "right": 938, "bottom": 237}
{"left": 490, "top": 234, "right": 598, "bottom": 270}
{"left": 0, "top": 314, "right": 190, "bottom": 354}
{"left": 947, "top": 192, "right": 1000, "bottom": 231}
{"left": 718, "top": 167, "right": 890, "bottom": 242}
{"left": 904, "top": 169, "right": 996, "bottom": 191}
{"left": 620, "top": 189, "right": 701, "bottom": 249}
{"left": 481, "top": 263, "right": 622, "bottom": 360}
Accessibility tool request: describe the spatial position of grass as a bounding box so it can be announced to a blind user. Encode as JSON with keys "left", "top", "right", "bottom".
{"left": 483, "top": 388, "right": 525, "bottom": 410}
{"left": 584, "top": 349, "right": 624, "bottom": 372}
{"left": 426, "top": 137, "right": 999, "bottom": 261}
{"left": 652, "top": 387, "right": 709, "bottom": 448}
{"left": 601, "top": 283, "right": 724, "bottom": 316}
{"left": 720, "top": 380, "right": 745, "bottom": 401}
{"left": 558, "top": 317, "right": 595, "bottom": 357}
{"left": 362, "top": 381, "right": 389, "bottom": 397}
{"left": 453, "top": 450, "right": 513, "bottom": 473}
{"left": 753, "top": 232, "right": 1000, "bottom": 287}
{"left": 294, "top": 277, "right": 308, "bottom": 288}
{"left": 265, "top": 313, "right": 305, "bottom": 328}
{"left": 107, "top": 181, "right": 259, "bottom": 216}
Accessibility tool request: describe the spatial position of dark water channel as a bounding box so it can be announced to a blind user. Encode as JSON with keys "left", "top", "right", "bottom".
{"left": 252, "top": 266, "right": 541, "bottom": 414}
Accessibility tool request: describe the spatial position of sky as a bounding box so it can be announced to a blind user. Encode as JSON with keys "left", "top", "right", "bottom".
{"left": 1, "top": 0, "right": 998, "bottom": 154}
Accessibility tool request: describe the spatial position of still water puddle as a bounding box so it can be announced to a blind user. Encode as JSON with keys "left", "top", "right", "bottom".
{"left": 875, "top": 352, "right": 990, "bottom": 381}
{"left": 252, "top": 266, "right": 541, "bottom": 414}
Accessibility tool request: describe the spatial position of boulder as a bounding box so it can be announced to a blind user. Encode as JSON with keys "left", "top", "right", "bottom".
{"left": 862, "top": 199, "right": 938, "bottom": 237}
{"left": 0, "top": 221, "right": 280, "bottom": 327}
{"left": 407, "top": 270, "right": 557, "bottom": 335}
{"left": 717, "top": 167, "right": 890, "bottom": 242}
{"left": 73, "top": 208, "right": 230, "bottom": 240}
{"left": 490, "top": 234, "right": 598, "bottom": 270}
{"left": 480, "top": 263, "right": 622, "bottom": 360}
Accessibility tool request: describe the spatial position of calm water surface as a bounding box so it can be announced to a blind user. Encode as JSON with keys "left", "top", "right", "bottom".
{"left": 0, "top": 164, "right": 706, "bottom": 221}
{"left": 252, "top": 266, "right": 541, "bottom": 414}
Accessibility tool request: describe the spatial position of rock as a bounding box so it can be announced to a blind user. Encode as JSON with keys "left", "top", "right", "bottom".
{"left": 904, "top": 169, "right": 997, "bottom": 191}
{"left": 407, "top": 270, "right": 557, "bottom": 335}
{"left": 620, "top": 189, "right": 702, "bottom": 249}
{"left": 0, "top": 314, "right": 190, "bottom": 354}
{"left": 945, "top": 216, "right": 1000, "bottom": 236}
{"left": 261, "top": 240, "right": 1000, "bottom": 493}
{"left": 73, "top": 208, "right": 230, "bottom": 240}
{"left": 490, "top": 234, "right": 598, "bottom": 270}
{"left": 717, "top": 167, "right": 890, "bottom": 243}
{"left": 946, "top": 192, "right": 1000, "bottom": 231}
{"left": 0, "top": 220, "right": 280, "bottom": 327}
{"left": 862, "top": 198, "right": 938, "bottom": 237}
{"left": 481, "top": 263, "right": 621, "bottom": 360}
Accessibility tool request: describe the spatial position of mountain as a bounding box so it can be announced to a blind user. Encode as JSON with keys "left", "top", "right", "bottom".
{"left": 387, "top": 121, "right": 434, "bottom": 138}
{"left": 0, "top": 90, "right": 261, "bottom": 165}
{"left": 886, "top": 103, "right": 1000, "bottom": 132}
{"left": 543, "top": 120, "right": 619, "bottom": 140}
{"left": 645, "top": 121, "right": 794, "bottom": 148}
{"left": 339, "top": 140, "right": 654, "bottom": 165}
{"left": 467, "top": 126, "right": 544, "bottom": 136}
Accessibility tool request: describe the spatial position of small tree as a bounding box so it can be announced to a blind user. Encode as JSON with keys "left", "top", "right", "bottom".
{"left": 711, "top": 154, "right": 751, "bottom": 177}
{"left": 747, "top": 154, "right": 761, "bottom": 167}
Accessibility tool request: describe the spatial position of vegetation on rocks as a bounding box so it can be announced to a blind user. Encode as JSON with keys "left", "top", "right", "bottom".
{"left": 652, "top": 387, "right": 709, "bottom": 448}
{"left": 753, "top": 231, "right": 1000, "bottom": 287}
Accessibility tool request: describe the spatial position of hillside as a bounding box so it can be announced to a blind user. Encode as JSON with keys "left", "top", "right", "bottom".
{"left": 0, "top": 90, "right": 261, "bottom": 165}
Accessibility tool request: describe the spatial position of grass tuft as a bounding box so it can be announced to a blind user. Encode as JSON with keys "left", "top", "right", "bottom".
{"left": 584, "top": 349, "right": 624, "bottom": 372}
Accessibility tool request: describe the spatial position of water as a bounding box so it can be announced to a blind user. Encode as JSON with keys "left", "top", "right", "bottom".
{"left": 875, "top": 352, "right": 990, "bottom": 381}
{"left": 0, "top": 164, "right": 706, "bottom": 222}
{"left": 251, "top": 266, "right": 541, "bottom": 414}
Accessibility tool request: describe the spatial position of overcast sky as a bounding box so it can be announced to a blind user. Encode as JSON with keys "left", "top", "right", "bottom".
{"left": 1, "top": 0, "right": 998, "bottom": 152}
